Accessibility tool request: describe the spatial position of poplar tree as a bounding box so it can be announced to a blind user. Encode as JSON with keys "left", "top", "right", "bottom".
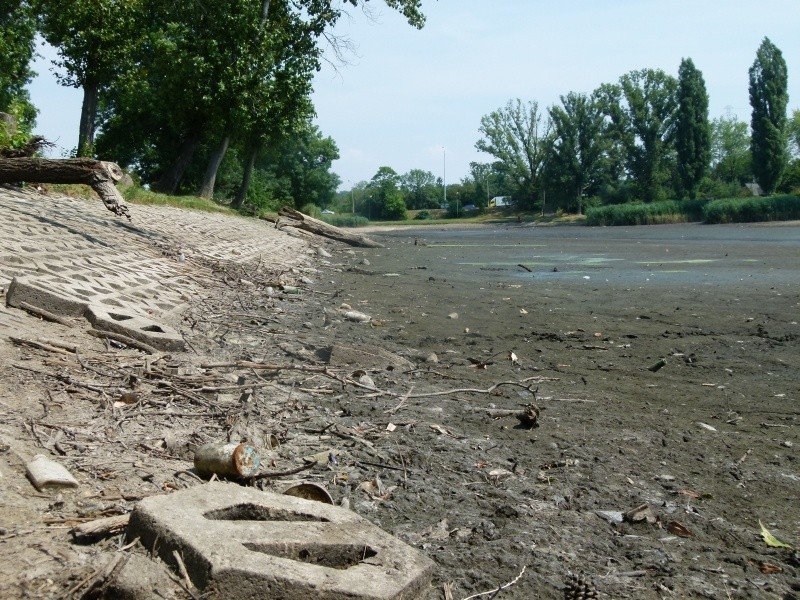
{"left": 749, "top": 37, "right": 788, "bottom": 194}
{"left": 675, "top": 58, "right": 710, "bottom": 199}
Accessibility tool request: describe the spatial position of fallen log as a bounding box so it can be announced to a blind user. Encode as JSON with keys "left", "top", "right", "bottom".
{"left": 277, "top": 206, "right": 383, "bottom": 248}
{"left": 0, "top": 157, "right": 131, "bottom": 219}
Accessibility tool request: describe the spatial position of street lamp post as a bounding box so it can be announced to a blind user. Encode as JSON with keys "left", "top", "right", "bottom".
{"left": 442, "top": 146, "right": 447, "bottom": 212}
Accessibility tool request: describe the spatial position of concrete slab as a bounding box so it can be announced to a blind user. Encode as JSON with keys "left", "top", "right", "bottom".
{"left": 6, "top": 276, "right": 87, "bottom": 317}
{"left": 85, "top": 303, "right": 185, "bottom": 352}
{"left": 128, "top": 482, "right": 434, "bottom": 600}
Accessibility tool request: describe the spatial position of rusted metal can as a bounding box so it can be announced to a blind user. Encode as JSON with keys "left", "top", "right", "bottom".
{"left": 194, "top": 443, "right": 260, "bottom": 478}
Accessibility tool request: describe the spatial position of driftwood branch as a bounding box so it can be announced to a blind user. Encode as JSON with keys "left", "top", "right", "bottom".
{"left": 277, "top": 206, "right": 383, "bottom": 248}
{"left": 70, "top": 514, "right": 130, "bottom": 542}
{"left": 0, "top": 157, "right": 130, "bottom": 219}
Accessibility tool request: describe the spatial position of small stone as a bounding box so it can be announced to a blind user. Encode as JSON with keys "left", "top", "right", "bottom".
{"left": 316, "top": 247, "right": 332, "bottom": 258}
{"left": 361, "top": 258, "right": 370, "bottom": 266}
{"left": 425, "top": 353, "right": 438, "bottom": 364}
{"left": 344, "top": 310, "right": 371, "bottom": 323}
{"left": 448, "top": 312, "right": 458, "bottom": 320}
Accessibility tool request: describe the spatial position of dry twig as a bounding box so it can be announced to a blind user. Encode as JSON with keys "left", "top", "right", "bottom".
{"left": 460, "top": 565, "right": 527, "bottom": 600}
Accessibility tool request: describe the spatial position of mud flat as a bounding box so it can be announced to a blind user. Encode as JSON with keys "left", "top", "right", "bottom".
{"left": 1, "top": 205, "right": 797, "bottom": 598}
{"left": 318, "top": 222, "right": 799, "bottom": 598}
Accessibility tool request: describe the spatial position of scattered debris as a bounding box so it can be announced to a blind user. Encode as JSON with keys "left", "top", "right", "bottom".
{"left": 759, "top": 520, "right": 793, "bottom": 549}
{"left": 25, "top": 454, "right": 79, "bottom": 491}
{"left": 194, "top": 442, "right": 260, "bottom": 479}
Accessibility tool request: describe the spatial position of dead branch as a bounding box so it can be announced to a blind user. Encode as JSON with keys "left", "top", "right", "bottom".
{"left": 8, "top": 336, "right": 74, "bottom": 355}
{"left": 247, "top": 461, "right": 318, "bottom": 481}
{"left": 87, "top": 328, "right": 159, "bottom": 354}
{"left": 0, "top": 157, "right": 131, "bottom": 218}
{"left": 15, "top": 300, "right": 74, "bottom": 326}
{"left": 460, "top": 565, "right": 527, "bottom": 600}
{"left": 200, "top": 360, "right": 333, "bottom": 374}
{"left": 70, "top": 514, "right": 130, "bottom": 542}
{"left": 277, "top": 206, "right": 383, "bottom": 247}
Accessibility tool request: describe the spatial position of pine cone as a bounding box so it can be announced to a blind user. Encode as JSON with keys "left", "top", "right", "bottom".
{"left": 564, "top": 572, "right": 598, "bottom": 600}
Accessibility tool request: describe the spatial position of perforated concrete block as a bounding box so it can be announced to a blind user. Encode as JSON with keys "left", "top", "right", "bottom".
{"left": 6, "top": 276, "right": 87, "bottom": 316}
{"left": 84, "top": 303, "right": 185, "bottom": 351}
{"left": 127, "top": 482, "right": 434, "bottom": 600}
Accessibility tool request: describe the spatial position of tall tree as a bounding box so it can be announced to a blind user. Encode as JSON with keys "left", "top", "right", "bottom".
{"left": 366, "top": 166, "right": 406, "bottom": 220}
{"left": 549, "top": 91, "right": 605, "bottom": 213}
{"left": 35, "top": 0, "right": 138, "bottom": 156}
{"left": 617, "top": 69, "right": 678, "bottom": 202}
{"left": 787, "top": 109, "right": 800, "bottom": 158}
{"left": 749, "top": 37, "right": 788, "bottom": 194}
{"left": 675, "top": 58, "right": 711, "bottom": 199}
{"left": 0, "top": 0, "right": 37, "bottom": 131}
{"left": 475, "top": 99, "right": 551, "bottom": 210}
{"left": 400, "top": 169, "right": 437, "bottom": 209}
{"left": 710, "top": 114, "right": 751, "bottom": 184}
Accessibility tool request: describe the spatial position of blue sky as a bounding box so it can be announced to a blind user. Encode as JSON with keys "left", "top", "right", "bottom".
{"left": 28, "top": 0, "right": 800, "bottom": 189}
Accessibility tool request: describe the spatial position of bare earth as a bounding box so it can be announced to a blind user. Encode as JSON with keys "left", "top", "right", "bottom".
{"left": 1, "top": 189, "right": 798, "bottom": 599}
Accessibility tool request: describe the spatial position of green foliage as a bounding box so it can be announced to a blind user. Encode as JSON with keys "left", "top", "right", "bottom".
{"left": 0, "top": 0, "right": 36, "bottom": 115}
{"left": 778, "top": 158, "right": 800, "bottom": 193}
{"left": 586, "top": 199, "right": 708, "bottom": 226}
{"left": 696, "top": 176, "right": 748, "bottom": 200}
{"left": 616, "top": 69, "right": 679, "bottom": 202}
{"left": 299, "top": 203, "right": 322, "bottom": 218}
{"left": 321, "top": 214, "right": 369, "bottom": 227}
{"left": 710, "top": 115, "right": 751, "bottom": 184}
{"left": 475, "top": 99, "right": 550, "bottom": 210}
{"left": 703, "top": 194, "right": 800, "bottom": 224}
{"left": 0, "top": 99, "right": 36, "bottom": 149}
{"left": 549, "top": 91, "right": 606, "bottom": 212}
{"left": 121, "top": 185, "right": 233, "bottom": 213}
{"left": 35, "top": 0, "right": 140, "bottom": 155}
{"left": 382, "top": 190, "right": 408, "bottom": 220}
{"left": 400, "top": 168, "right": 439, "bottom": 209}
{"left": 364, "top": 166, "right": 406, "bottom": 220}
{"left": 675, "top": 58, "right": 711, "bottom": 199}
{"left": 414, "top": 210, "right": 432, "bottom": 220}
{"left": 749, "top": 37, "right": 788, "bottom": 194}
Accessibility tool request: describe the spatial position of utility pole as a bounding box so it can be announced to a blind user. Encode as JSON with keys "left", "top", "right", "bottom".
{"left": 442, "top": 146, "right": 447, "bottom": 212}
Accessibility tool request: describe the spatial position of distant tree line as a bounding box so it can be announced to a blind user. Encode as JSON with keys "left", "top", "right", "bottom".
{"left": 336, "top": 37, "right": 796, "bottom": 220}
{"left": 0, "top": 0, "right": 425, "bottom": 212}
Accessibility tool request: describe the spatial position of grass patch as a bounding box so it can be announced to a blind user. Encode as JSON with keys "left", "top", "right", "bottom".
{"left": 586, "top": 199, "right": 708, "bottom": 226}
{"left": 122, "top": 186, "right": 234, "bottom": 214}
{"left": 703, "top": 195, "right": 800, "bottom": 224}
{"left": 321, "top": 214, "right": 370, "bottom": 227}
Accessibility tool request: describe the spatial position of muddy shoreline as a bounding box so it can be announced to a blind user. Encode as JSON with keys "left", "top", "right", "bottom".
{"left": 1, "top": 216, "right": 798, "bottom": 599}
{"left": 314, "top": 222, "right": 799, "bottom": 598}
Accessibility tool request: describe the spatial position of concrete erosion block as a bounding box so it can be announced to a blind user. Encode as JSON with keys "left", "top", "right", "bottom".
{"left": 101, "top": 553, "right": 184, "bottom": 600}
{"left": 6, "top": 276, "right": 87, "bottom": 316}
{"left": 128, "top": 482, "right": 434, "bottom": 600}
{"left": 85, "top": 303, "right": 185, "bottom": 352}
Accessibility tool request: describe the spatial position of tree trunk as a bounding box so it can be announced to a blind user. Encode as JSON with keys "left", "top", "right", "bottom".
{"left": 198, "top": 133, "right": 230, "bottom": 199}
{"left": 154, "top": 133, "right": 201, "bottom": 194}
{"left": 0, "top": 157, "right": 130, "bottom": 218}
{"left": 77, "top": 81, "right": 99, "bottom": 157}
{"left": 233, "top": 142, "right": 260, "bottom": 210}
{"left": 277, "top": 207, "right": 384, "bottom": 248}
